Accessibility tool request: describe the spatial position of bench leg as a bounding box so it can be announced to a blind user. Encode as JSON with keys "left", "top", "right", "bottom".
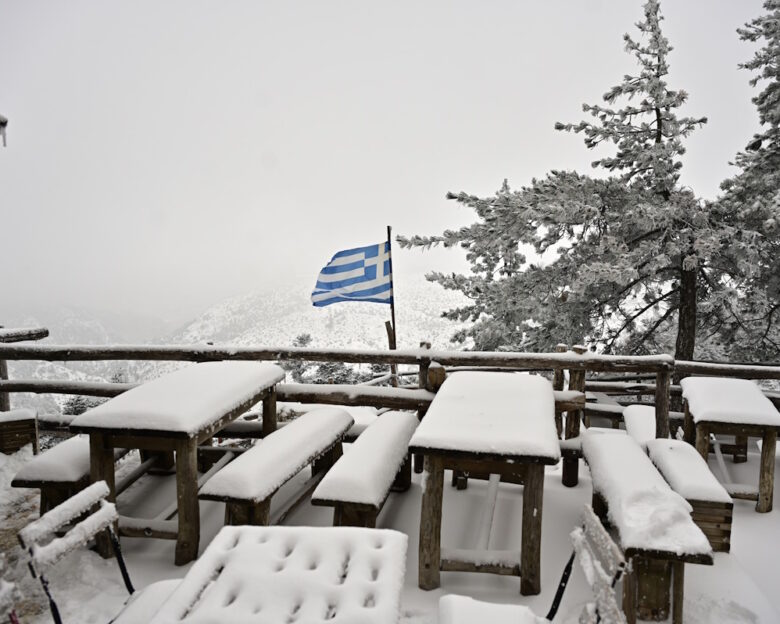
{"left": 623, "top": 561, "right": 637, "bottom": 624}
{"left": 562, "top": 412, "right": 580, "bottom": 487}
{"left": 758, "top": 429, "right": 776, "bottom": 513}
{"left": 733, "top": 435, "right": 748, "bottom": 463}
{"left": 226, "top": 499, "right": 270, "bottom": 526}
{"left": 413, "top": 453, "right": 424, "bottom": 474}
{"left": 636, "top": 557, "right": 671, "bottom": 621}
{"left": 695, "top": 425, "right": 710, "bottom": 460}
{"left": 90, "top": 433, "right": 116, "bottom": 559}
{"left": 175, "top": 438, "right": 200, "bottom": 566}
{"left": 390, "top": 453, "right": 412, "bottom": 492}
{"left": 683, "top": 401, "right": 695, "bottom": 444}
{"left": 592, "top": 491, "right": 609, "bottom": 525}
{"left": 333, "top": 504, "right": 377, "bottom": 528}
{"left": 312, "top": 443, "right": 343, "bottom": 476}
{"left": 672, "top": 561, "right": 684, "bottom": 624}
{"left": 521, "top": 463, "right": 543, "bottom": 596}
{"left": 419, "top": 456, "right": 443, "bottom": 590}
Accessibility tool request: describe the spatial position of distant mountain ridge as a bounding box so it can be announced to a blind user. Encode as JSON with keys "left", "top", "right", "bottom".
{"left": 4, "top": 278, "right": 470, "bottom": 415}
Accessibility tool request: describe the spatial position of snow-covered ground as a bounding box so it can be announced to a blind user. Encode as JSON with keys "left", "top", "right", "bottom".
{"left": 2, "top": 438, "right": 779, "bottom": 623}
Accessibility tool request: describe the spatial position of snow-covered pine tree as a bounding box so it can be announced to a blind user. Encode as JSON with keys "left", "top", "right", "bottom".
{"left": 399, "top": 0, "right": 712, "bottom": 358}
{"left": 713, "top": 0, "right": 780, "bottom": 360}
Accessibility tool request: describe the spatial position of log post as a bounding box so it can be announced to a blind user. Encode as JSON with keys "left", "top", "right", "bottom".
{"left": 520, "top": 463, "right": 544, "bottom": 596}
{"left": 635, "top": 557, "right": 672, "bottom": 621}
{"left": 733, "top": 435, "right": 748, "bottom": 463}
{"left": 682, "top": 400, "right": 694, "bottom": 444}
{"left": 623, "top": 560, "right": 638, "bottom": 624}
{"left": 757, "top": 428, "right": 776, "bottom": 513}
{"left": 418, "top": 455, "right": 443, "bottom": 590}
{"left": 655, "top": 370, "right": 670, "bottom": 439}
{"left": 262, "top": 387, "right": 277, "bottom": 437}
{"left": 552, "top": 344, "right": 567, "bottom": 438}
{"left": 695, "top": 425, "right": 710, "bottom": 460}
{"left": 562, "top": 345, "right": 586, "bottom": 487}
{"left": 89, "top": 433, "right": 116, "bottom": 558}
{"left": 672, "top": 561, "right": 684, "bottom": 624}
{"left": 385, "top": 321, "right": 398, "bottom": 388}
{"left": 174, "top": 437, "right": 200, "bottom": 566}
{"left": 0, "top": 357, "right": 9, "bottom": 411}
{"left": 414, "top": 342, "right": 431, "bottom": 474}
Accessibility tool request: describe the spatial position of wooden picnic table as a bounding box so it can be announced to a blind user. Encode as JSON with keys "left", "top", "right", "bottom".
{"left": 69, "top": 361, "right": 285, "bottom": 565}
{"left": 681, "top": 376, "right": 780, "bottom": 512}
{"left": 408, "top": 372, "right": 560, "bottom": 596}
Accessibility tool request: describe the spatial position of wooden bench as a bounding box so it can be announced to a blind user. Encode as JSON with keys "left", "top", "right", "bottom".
{"left": 646, "top": 438, "right": 733, "bottom": 553}
{"left": 0, "top": 408, "right": 38, "bottom": 454}
{"left": 681, "top": 376, "right": 780, "bottom": 512}
{"left": 582, "top": 432, "right": 713, "bottom": 624}
{"left": 311, "top": 410, "right": 418, "bottom": 527}
{"left": 11, "top": 434, "right": 129, "bottom": 513}
{"left": 199, "top": 408, "right": 354, "bottom": 525}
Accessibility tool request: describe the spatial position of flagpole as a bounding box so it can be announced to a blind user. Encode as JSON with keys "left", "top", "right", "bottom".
{"left": 386, "top": 225, "right": 399, "bottom": 387}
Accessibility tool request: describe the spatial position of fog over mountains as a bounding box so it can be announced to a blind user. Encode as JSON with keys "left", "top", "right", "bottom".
{"left": 3, "top": 278, "right": 469, "bottom": 415}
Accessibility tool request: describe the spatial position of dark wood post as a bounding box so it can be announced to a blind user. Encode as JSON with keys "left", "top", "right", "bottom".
{"left": 757, "top": 429, "right": 776, "bottom": 513}
{"left": 262, "top": 386, "right": 277, "bottom": 437}
{"left": 89, "top": 433, "right": 116, "bottom": 558}
{"left": 418, "top": 455, "right": 443, "bottom": 590}
{"left": 552, "top": 344, "right": 567, "bottom": 438}
{"left": 174, "top": 437, "right": 200, "bottom": 565}
{"left": 0, "top": 358, "right": 9, "bottom": 411}
{"left": 655, "top": 369, "right": 670, "bottom": 438}
{"left": 562, "top": 345, "right": 586, "bottom": 487}
{"left": 520, "top": 463, "right": 544, "bottom": 595}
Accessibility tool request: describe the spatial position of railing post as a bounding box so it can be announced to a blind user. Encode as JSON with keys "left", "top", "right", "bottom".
{"left": 552, "top": 343, "right": 568, "bottom": 438}
{"left": 414, "top": 341, "right": 432, "bottom": 474}
{"left": 655, "top": 369, "right": 670, "bottom": 439}
{"left": 562, "top": 345, "right": 586, "bottom": 487}
{"left": 0, "top": 357, "right": 9, "bottom": 412}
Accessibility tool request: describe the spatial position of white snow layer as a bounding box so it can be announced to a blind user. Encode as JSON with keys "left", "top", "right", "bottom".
{"left": 12, "top": 435, "right": 123, "bottom": 484}
{"left": 0, "top": 408, "right": 35, "bottom": 423}
{"left": 199, "top": 408, "right": 353, "bottom": 502}
{"left": 680, "top": 377, "right": 780, "bottom": 426}
{"left": 622, "top": 405, "right": 656, "bottom": 448}
{"left": 646, "top": 439, "right": 732, "bottom": 504}
{"left": 438, "top": 595, "right": 544, "bottom": 624}
{"left": 313, "top": 411, "right": 418, "bottom": 507}
{"left": 409, "top": 372, "right": 560, "bottom": 460}
{"left": 581, "top": 433, "right": 712, "bottom": 556}
{"left": 70, "top": 362, "right": 285, "bottom": 435}
{"left": 147, "top": 525, "right": 407, "bottom": 624}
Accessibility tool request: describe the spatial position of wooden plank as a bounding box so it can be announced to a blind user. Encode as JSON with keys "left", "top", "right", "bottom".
{"left": 623, "top": 563, "right": 637, "bottom": 624}
{"left": 0, "top": 327, "right": 49, "bottom": 343}
{"left": 333, "top": 504, "right": 377, "bottom": 528}
{"left": 418, "top": 455, "right": 443, "bottom": 590}
{"left": 672, "top": 561, "right": 684, "bottom": 624}
{"left": 635, "top": 556, "right": 671, "bottom": 621}
{"left": 440, "top": 558, "right": 519, "bottom": 576}
{"left": 758, "top": 429, "right": 776, "bottom": 513}
{"left": 174, "top": 437, "right": 200, "bottom": 566}
{"left": 675, "top": 360, "right": 780, "bottom": 380}
{"left": 520, "top": 463, "right": 544, "bottom": 596}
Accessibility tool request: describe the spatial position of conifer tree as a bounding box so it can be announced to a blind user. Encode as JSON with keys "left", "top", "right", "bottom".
{"left": 399, "top": 0, "right": 715, "bottom": 358}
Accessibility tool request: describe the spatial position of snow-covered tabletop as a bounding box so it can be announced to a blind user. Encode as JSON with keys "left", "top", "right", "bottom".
{"left": 147, "top": 526, "right": 407, "bottom": 624}
{"left": 409, "top": 372, "right": 560, "bottom": 461}
{"left": 0, "top": 408, "right": 35, "bottom": 423}
{"left": 70, "top": 362, "right": 285, "bottom": 436}
{"left": 680, "top": 377, "right": 780, "bottom": 426}
{"left": 582, "top": 432, "right": 712, "bottom": 557}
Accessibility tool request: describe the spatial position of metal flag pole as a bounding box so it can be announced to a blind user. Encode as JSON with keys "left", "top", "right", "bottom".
{"left": 386, "top": 225, "right": 399, "bottom": 387}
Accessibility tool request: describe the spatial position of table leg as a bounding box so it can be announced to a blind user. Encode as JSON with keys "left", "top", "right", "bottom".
{"left": 175, "top": 437, "right": 200, "bottom": 565}
{"left": 757, "top": 429, "right": 776, "bottom": 513}
{"left": 89, "top": 433, "right": 116, "bottom": 558}
{"left": 521, "top": 463, "right": 543, "bottom": 595}
{"left": 419, "top": 455, "right": 443, "bottom": 590}
{"left": 672, "top": 561, "right": 684, "bottom": 624}
{"left": 262, "top": 388, "right": 277, "bottom": 437}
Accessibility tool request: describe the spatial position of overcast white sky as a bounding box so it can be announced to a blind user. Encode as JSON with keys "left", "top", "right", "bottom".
{"left": 0, "top": 0, "right": 764, "bottom": 324}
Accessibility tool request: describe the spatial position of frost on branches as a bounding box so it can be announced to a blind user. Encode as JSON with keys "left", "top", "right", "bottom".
{"left": 400, "top": 0, "right": 778, "bottom": 362}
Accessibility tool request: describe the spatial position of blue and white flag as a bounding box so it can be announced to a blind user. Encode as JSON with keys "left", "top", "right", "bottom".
{"left": 311, "top": 242, "right": 393, "bottom": 307}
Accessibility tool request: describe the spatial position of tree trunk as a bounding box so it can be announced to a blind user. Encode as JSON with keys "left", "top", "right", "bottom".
{"left": 675, "top": 267, "right": 697, "bottom": 361}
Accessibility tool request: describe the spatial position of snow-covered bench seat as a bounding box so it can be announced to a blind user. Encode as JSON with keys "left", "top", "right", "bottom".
{"left": 312, "top": 411, "right": 418, "bottom": 527}
{"left": 147, "top": 525, "right": 408, "bottom": 624}
{"left": 0, "top": 408, "right": 38, "bottom": 454}
{"left": 681, "top": 376, "right": 780, "bottom": 512}
{"left": 646, "top": 438, "right": 733, "bottom": 553}
{"left": 582, "top": 432, "right": 713, "bottom": 624}
{"left": 200, "top": 408, "right": 354, "bottom": 525}
{"left": 11, "top": 434, "right": 128, "bottom": 513}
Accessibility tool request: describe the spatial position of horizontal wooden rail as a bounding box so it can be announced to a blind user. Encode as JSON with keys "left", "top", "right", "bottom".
{"left": 675, "top": 360, "right": 780, "bottom": 380}
{"left": 0, "top": 344, "right": 674, "bottom": 372}
{"left": 0, "top": 379, "right": 586, "bottom": 413}
{"left": 0, "top": 327, "right": 49, "bottom": 343}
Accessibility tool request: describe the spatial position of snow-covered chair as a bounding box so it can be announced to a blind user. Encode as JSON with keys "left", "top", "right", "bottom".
{"left": 17, "top": 481, "right": 178, "bottom": 624}
{"left": 438, "top": 505, "right": 627, "bottom": 624}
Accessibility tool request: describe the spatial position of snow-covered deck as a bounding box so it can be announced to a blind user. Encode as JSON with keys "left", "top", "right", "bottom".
{"left": 2, "top": 439, "right": 779, "bottom": 623}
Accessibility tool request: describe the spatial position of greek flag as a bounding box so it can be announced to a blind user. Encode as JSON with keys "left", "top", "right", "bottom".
{"left": 311, "top": 242, "right": 393, "bottom": 307}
